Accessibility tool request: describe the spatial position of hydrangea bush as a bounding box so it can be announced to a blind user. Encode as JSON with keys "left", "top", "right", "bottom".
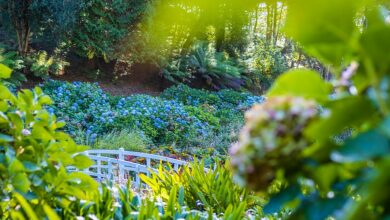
{"left": 114, "top": 95, "right": 215, "bottom": 146}
{"left": 161, "top": 84, "right": 265, "bottom": 112}
{"left": 42, "top": 80, "right": 265, "bottom": 149}
{"left": 230, "top": 96, "right": 319, "bottom": 190}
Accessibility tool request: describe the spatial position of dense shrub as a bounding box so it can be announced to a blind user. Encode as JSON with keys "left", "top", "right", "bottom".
{"left": 161, "top": 84, "right": 265, "bottom": 112}
{"left": 42, "top": 80, "right": 264, "bottom": 151}
{"left": 114, "top": 95, "right": 215, "bottom": 146}
{"left": 41, "top": 80, "right": 115, "bottom": 138}
{"left": 0, "top": 65, "right": 97, "bottom": 218}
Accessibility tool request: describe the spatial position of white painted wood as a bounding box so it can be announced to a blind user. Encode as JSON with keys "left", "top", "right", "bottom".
{"left": 76, "top": 149, "right": 187, "bottom": 186}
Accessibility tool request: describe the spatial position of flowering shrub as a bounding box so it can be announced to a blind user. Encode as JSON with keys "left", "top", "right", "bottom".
{"left": 161, "top": 84, "right": 265, "bottom": 112}
{"left": 114, "top": 95, "right": 215, "bottom": 146}
{"left": 230, "top": 96, "right": 319, "bottom": 190}
{"left": 42, "top": 80, "right": 264, "bottom": 149}
{"left": 41, "top": 80, "right": 115, "bottom": 142}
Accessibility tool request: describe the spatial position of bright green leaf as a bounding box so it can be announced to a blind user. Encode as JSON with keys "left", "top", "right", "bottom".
{"left": 267, "top": 69, "right": 331, "bottom": 102}
{"left": 0, "top": 63, "right": 12, "bottom": 79}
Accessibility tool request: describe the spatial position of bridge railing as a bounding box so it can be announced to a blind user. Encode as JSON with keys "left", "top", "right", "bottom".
{"left": 79, "top": 148, "right": 187, "bottom": 186}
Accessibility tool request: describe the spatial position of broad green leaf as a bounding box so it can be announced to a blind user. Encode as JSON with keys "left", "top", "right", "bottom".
{"left": 331, "top": 129, "right": 390, "bottom": 162}
{"left": 0, "top": 133, "right": 14, "bottom": 142}
{"left": 12, "top": 173, "right": 30, "bottom": 193}
{"left": 306, "top": 96, "right": 377, "bottom": 142}
{"left": 267, "top": 69, "right": 331, "bottom": 101}
{"left": 312, "top": 164, "right": 339, "bottom": 192}
{"left": 9, "top": 159, "right": 25, "bottom": 173}
{"left": 73, "top": 154, "right": 94, "bottom": 169}
{"left": 360, "top": 12, "right": 390, "bottom": 76}
{"left": 292, "top": 195, "right": 348, "bottom": 220}
{"left": 23, "top": 162, "right": 40, "bottom": 172}
{"left": 0, "top": 85, "right": 13, "bottom": 99}
{"left": 263, "top": 185, "right": 301, "bottom": 214}
{"left": 0, "top": 63, "right": 12, "bottom": 79}
{"left": 38, "top": 95, "right": 53, "bottom": 105}
{"left": 285, "top": 0, "right": 362, "bottom": 66}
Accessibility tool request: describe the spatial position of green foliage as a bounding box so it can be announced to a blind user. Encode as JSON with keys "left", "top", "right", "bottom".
{"left": 140, "top": 160, "right": 253, "bottom": 216}
{"left": 72, "top": 0, "right": 147, "bottom": 60}
{"left": 184, "top": 105, "right": 220, "bottom": 130}
{"left": 162, "top": 42, "right": 245, "bottom": 89}
{"left": 244, "top": 39, "right": 289, "bottom": 91}
{"left": 268, "top": 69, "right": 332, "bottom": 102}
{"left": 0, "top": 47, "right": 26, "bottom": 87}
{"left": 231, "top": 0, "right": 390, "bottom": 219}
{"left": 0, "top": 0, "right": 83, "bottom": 55}
{"left": 92, "top": 129, "right": 152, "bottom": 152}
{"left": 0, "top": 66, "right": 97, "bottom": 218}
{"left": 25, "top": 51, "right": 69, "bottom": 78}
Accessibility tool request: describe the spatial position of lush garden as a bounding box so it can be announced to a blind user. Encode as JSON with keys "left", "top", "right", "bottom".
{"left": 42, "top": 80, "right": 264, "bottom": 160}
{"left": 1, "top": 0, "right": 390, "bottom": 219}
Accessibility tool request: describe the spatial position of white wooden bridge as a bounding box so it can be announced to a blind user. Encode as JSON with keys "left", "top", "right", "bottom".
{"left": 79, "top": 149, "right": 188, "bottom": 186}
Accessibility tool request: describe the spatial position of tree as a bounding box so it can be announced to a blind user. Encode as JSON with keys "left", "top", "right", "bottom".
{"left": 0, "top": 0, "right": 81, "bottom": 55}
{"left": 72, "top": 0, "right": 148, "bottom": 60}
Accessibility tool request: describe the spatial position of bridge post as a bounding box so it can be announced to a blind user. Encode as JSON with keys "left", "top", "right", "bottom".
{"left": 108, "top": 161, "right": 113, "bottom": 180}
{"left": 119, "top": 148, "right": 125, "bottom": 179}
{"left": 97, "top": 158, "right": 101, "bottom": 180}
{"left": 146, "top": 158, "right": 151, "bottom": 176}
{"left": 135, "top": 164, "right": 141, "bottom": 187}
{"left": 84, "top": 151, "right": 89, "bottom": 173}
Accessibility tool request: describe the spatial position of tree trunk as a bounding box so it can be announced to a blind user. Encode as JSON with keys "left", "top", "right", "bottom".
{"left": 253, "top": 5, "right": 259, "bottom": 34}
{"left": 272, "top": 2, "right": 278, "bottom": 46}
{"left": 8, "top": 0, "right": 31, "bottom": 56}
{"left": 215, "top": 22, "right": 225, "bottom": 52}
{"left": 266, "top": 4, "right": 272, "bottom": 44}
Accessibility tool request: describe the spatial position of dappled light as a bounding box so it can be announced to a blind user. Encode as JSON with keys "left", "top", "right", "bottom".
{"left": 0, "top": 0, "right": 390, "bottom": 219}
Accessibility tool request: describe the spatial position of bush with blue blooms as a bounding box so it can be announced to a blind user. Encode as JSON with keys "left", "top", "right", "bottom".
{"left": 42, "top": 80, "right": 265, "bottom": 149}
{"left": 161, "top": 84, "right": 265, "bottom": 111}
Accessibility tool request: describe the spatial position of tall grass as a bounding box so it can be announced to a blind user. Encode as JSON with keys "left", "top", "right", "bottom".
{"left": 92, "top": 129, "right": 153, "bottom": 152}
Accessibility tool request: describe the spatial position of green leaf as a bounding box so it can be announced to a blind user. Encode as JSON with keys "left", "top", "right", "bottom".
{"left": 23, "top": 162, "right": 40, "bottom": 172}
{"left": 73, "top": 154, "right": 94, "bottom": 169}
{"left": 13, "top": 192, "right": 38, "bottom": 220}
{"left": 43, "top": 203, "right": 61, "bottom": 220}
{"left": 360, "top": 8, "right": 390, "bottom": 76}
{"left": 285, "top": 0, "right": 362, "bottom": 66}
{"left": 0, "top": 63, "right": 12, "bottom": 79}
{"left": 312, "top": 164, "right": 339, "bottom": 192}
{"left": 178, "top": 186, "right": 185, "bottom": 206}
{"left": 331, "top": 129, "right": 390, "bottom": 162}
{"left": 306, "top": 96, "right": 377, "bottom": 142}
{"left": 263, "top": 185, "right": 301, "bottom": 214}
{"left": 0, "top": 133, "right": 14, "bottom": 142}
{"left": 292, "top": 195, "right": 348, "bottom": 220}
{"left": 0, "top": 85, "right": 13, "bottom": 99}
{"left": 12, "top": 173, "right": 31, "bottom": 193}
{"left": 9, "top": 159, "right": 25, "bottom": 173}
{"left": 267, "top": 69, "right": 331, "bottom": 102}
